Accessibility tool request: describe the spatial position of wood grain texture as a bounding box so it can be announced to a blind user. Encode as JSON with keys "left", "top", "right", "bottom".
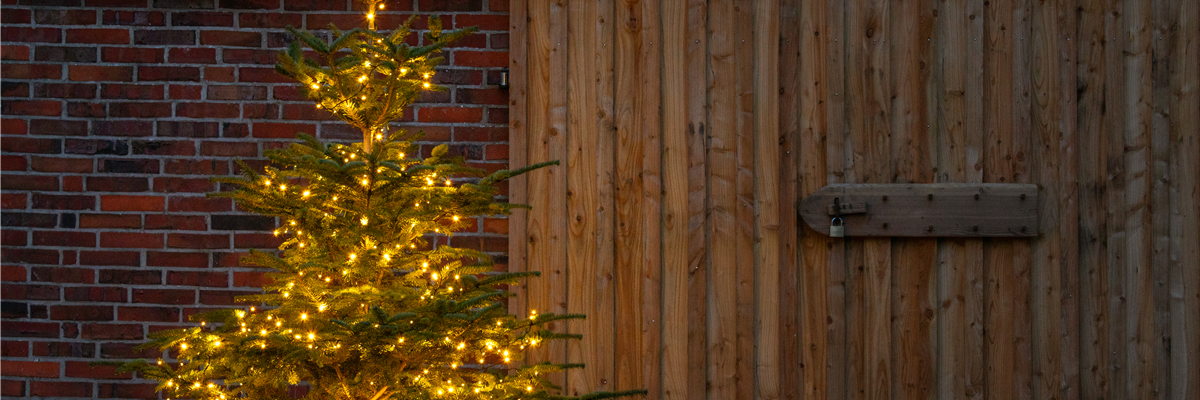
{"left": 508, "top": 0, "right": 529, "bottom": 327}
{"left": 707, "top": 0, "right": 739, "bottom": 397}
{"left": 660, "top": 0, "right": 688, "bottom": 398}
{"left": 502, "top": 1, "right": 1199, "bottom": 399}
{"left": 566, "top": 0, "right": 603, "bottom": 395}
{"left": 797, "top": 0, "right": 830, "bottom": 398}
{"left": 1169, "top": 3, "right": 1200, "bottom": 399}
{"left": 752, "top": 1, "right": 781, "bottom": 399}
{"left": 614, "top": 0, "right": 645, "bottom": 394}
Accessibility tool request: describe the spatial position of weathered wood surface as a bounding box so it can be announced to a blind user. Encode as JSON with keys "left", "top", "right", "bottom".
{"left": 508, "top": 0, "right": 1200, "bottom": 398}
{"left": 799, "top": 184, "right": 1039, "bottom": 237}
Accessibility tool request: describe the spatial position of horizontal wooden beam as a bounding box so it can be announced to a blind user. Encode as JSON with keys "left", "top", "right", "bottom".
{"left": 799, "top": 183, "right": 1039, "bottom": 237}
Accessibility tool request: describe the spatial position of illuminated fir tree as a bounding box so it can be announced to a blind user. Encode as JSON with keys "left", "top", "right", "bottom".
{"left": 114, "top": 2, "right": 641, "bottom": 399}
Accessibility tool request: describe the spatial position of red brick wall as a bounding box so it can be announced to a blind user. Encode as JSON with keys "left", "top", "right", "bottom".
{"left": 0, "top": 1, "right": 510, "bottom": 398}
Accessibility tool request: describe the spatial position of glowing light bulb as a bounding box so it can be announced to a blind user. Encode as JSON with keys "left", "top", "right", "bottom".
{"left": 445, "top": 179, "right": 451, "bottom": 186}
{"left": 311, "top": 84, "right": 319, "bottom": 89}
{"left": 349, "top": 253, "right": 356, "bottom": 260}
{"left": 308, "top": 333, "right": 315, "bottom": 340}
{"left": 358, "top": 76, "right": 366, "bottom": 82}
{"left": 400, "top": 68, "right": 407, "bottom": 74}
{"left": 383, "top": 254, "right": 390, "bottom": 261}
{"left": 423, "top": 82, "right": 431, "bottom": 88}
{"left": 365, "top": 61, "right": 371, "bottom": 67}
{"left": 379, "top": 3, "right": 384, "bottom": 9}
{"left": 452, "top": 215, "right": 459, "bottom": 221}
{"left": 260, "top": 329, "right": 267, "bottom": 335}
{"left": 362, "top": 179, "right": 369, "bottom": 186}
{"left": 431, "top": 273, "right": 438, "bottom": 280}
{"left": 180, "top": 343, "right": 187, "bottom": 350}
{"left": 280, "top": 184, "right": 286, "bottom": 190}
{"left": 214, "top": 341, "right": 221, "bottom": 347}
{"left": 302, "top": 191, "right": 310, "bottom": 197}
{"left": 276, "top": 321, "right": 281, "bottom": 327}
{"left": 375, "top": 134, "right": 382, "bottom": 140}
{"left": 367, "top": 13, "right": 374, "bottom": 19}
{"left": 361, "top": 95, "right": 366, "bottom": 100}
{"left": 301, "top": 313, "right": 307, "bottom": 320}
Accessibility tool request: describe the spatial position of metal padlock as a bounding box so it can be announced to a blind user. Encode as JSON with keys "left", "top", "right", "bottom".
{"left": 830, "top": 217, "right": 845, "bottom": 238}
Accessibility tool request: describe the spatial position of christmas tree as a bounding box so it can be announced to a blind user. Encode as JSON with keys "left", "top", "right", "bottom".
{"left": 114, "top": 2, "right": 641, "bottom": 399}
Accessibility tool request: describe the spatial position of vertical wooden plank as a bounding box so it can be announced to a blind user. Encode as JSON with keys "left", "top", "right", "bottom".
{"left": 983, "top": 0, "right": 1017, "bottom": 398}
{"left": 596, "top": 0, "right": 618, "bottom": 392}
{"left": 1104, "top": 0, "right": 1130, "bottom": 397}
{"left": 1150, "top": 0, "right": 1177, "bottom": 397}
{"left": 1030, "top": 0, "right": 1065, "bottom": 398}
{"left": 661, "top": 0, "right": 688, "bottom": 398}
{"left": 797, "top": 0, "right": 829, "bottom": 397}
{"left": 753, "top": 1, "right": 780, "bottom": 399}
{"left": 889, "top": 0, "right": 937, "bottom": 396}
{"left": 1010, "top": 1, "right": 1035, "bottom": 398}
{"left": 637, "top": 0, "right": 662, "bottom": 398}
{"left": 707, "top": 0, "right": 739, "bottom": 396}
{"left": 547, "top": 0, "right": 570, "bottom": 391}
{"left": 1123, "top": 0, "right": 1156, "bottom": 397}
{"left": 963, "top": 0, "right": 987, "bottom": 397}
{"left": 508, "top": 0, "right": 529, "bottom": 326}
{"left": 685, "top": 0, "right": 709, "bottom": 397}
{"left": 614, "top": 0, "right": 645, "bottom": 394}
{"left": 845, "top": 0, "right": 891, "bottom": 399}
{"left": 824, "top": 0, "right": 849, "bottom": 398}
{"left": 935, "top": 0, "right": 976, "bottom": 397}
{"left": 1168, "top": 3, "right": 1200, "bottom": 399}
{"left": 566, "top": 0, "right": 605, "bottom": 395}
{"left": 525, "top": 0, "right": 553, "bottom": 377}
{"left": 1056, "top": 2, "right": 1082, "bottom": 399}
{"left": 1076, "top": 0, "right": 1111, "bottom": 397}
{"left": 776, "top": 0, "right": 801, "bottom": 397}
{"left": 733, "top": 0, "right": 757, "bottom": 397}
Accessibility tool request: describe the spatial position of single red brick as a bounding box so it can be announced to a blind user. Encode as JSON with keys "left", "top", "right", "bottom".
{"left": 76, "top": 213, "right": 139, "bottom": 229}
{"left": 169, "top": 47, "right": 217, "bottom": 63}
{"left": 139, "top": 66, "right": 201, "bottom": 82}
{"left": 50, "top": 305, "right": 113, "bottom": 321}
{"left": 100, "top": 158, "right": 161, "bottom": 173}
{"left": 418, "top": 106, "right": 483, "bottom": 123}
{"left": 456, "top": 88, "right": 507, "bottom": 105}
{"left": 199, "top": 141, "right": 257, "bottom": 157}
{"left": 2, "top": 248, "right": 59, "bottom": 265}
{"left": 305, "top": 13, "right": 360, "bottom": 28}
{"left": 64, "top": 287, "right": 127, "bottom": 303}
{"left": 90, "top": 121, "right": 154, "bottom": 137}
{"left": 168, "top": 196, "right": 231, "bottom": 212}
{"left": 200, "top": 30, "right": 261, "bottom": 47}
{"left": 171, "top": 11, "right": 234, "bottom": 27}
{"left": 454, "top": 126, "right": 507, "bottom": 142}
{"left": 176, "top": 102, "right": 239, "bottom": 118}
{"left": 30, "top": 380, "right": 92, "bottom": 397}
{"left": 65, "top": 361, "right": 132, "bottom": 379}
{"left": 0, "top": 321, "right": 58, "bottom": 338}
{"left": 35, "top": 9, "right": 98, "bottom": 25}
{"left": 252, "top": 122, "right": 315, "bottom": 138}
{"left": 34, "top": 83, "right": 97, "bottom": 99}
{"left": 66, "top": 102, "right": 107, "bottom": 118}
{"left": 1, "top": 27, "right": 61, "bottom": 43}
{"left": 238, "top": 67, "right": 291, "bottom": 83}
{"left": 101, "top": 10, "right": 165, "bottom": 26}
{"left": 1, "top": 8, "right": 31, "bottom": 23}
{"left": 167, "top": 271, "right": 228, "bottom": 287}
{"left": 239, "top": 13, "right": 303, "bottom": 28}
{"left": 100, "top": 47, "right": 163, "bottom": 63}
{"left": 118, "top": 306, "right": 179, "bottom": 323}
{"left": 490, "top": 33, "right": 509, "bottom": 49}
{"left": 97, "top": 383, "right": 157, "bottom": 399}
{"left": 2, "top": 230, "right": 27, "bottom": 246}
{"left": 146, "top": 251, "right": 209, "bottom": 268}
{"left": 68, "top": 65, "right": 134, "bottom": 82}
{"left": 152, "top": 177, "right": 214, "bottom": 193}
{"left": 132, "top": 288, "right": 195, "bottom": 304}
{"left": 133, "top": 30, "right": 196, "bottom": 46}
{"left": 0, "top": 45, "right": 29, "bottom": 61}
{"left": 32, "top": 194, "right": 94, "bottom": 210}
{"left": 144, "top": 214, "right": 206, "bottom": 230}
{"left": 108, "top": 102, "right": 171, "bottom": 118}
{"left": 220, "top": 0, "right": 279, "bottom": 9}
{"left": 2, "top": 341, "right": 29, "bottom": 357}
{"left": 85, "top": 177, "right": 149, "bottom": 192}
{"left": 205, "top": 66, "right": 236, "bottom": 82}
{"left": 273, "top": 85, "right": 305, "bottom": 100}
{"left": 4, "top": 175, "right": 57, "bottom": 191}
{"left": 32, "top": 231, "right": 96, "bottom": 247}
{"left": 78, "top": 251, "right": 140, "bottom": 267}
{"left": 62, "top": 175, "right": 83, "bottom": 192}
{"left": 164, "top": 159, "right": 228, "bottom": 175}
{"left": 99, "top": 232, "right": 164, "bottom": 249}
{"left": 220, "top": 48, "right": 275, "bottom": 64}
{"left": 1, "top": 118, "right": 28, "bottom": 135}
{"left": 281, "top": 104, "right": 335, "bottom": 120}
{"left": 100, "top": 195, "right": 164, "bottom": 212}
{"left": 167, "top": 233, "right": 229, "bottom": 249}
{"left": 233, "top": 233, "right": 283, "bottom": 249}
{"left": 169, "top": 84, "right": 203, "bottom": 99}
{"left": 453, "top": 14, "right": 507, "bottom": 30}
{"left": 1, "top": 193, "right": 27, "bottom": 209}
{"left": 100, "top": 84, "right": 164, "bottom": 100}
{"left": 0, "top": 380, "right": 22, "bottom": 397}
{"left": 207, "top": 85, "right": 267, "bottom": 100}
{"left": 1, "top": 64, "right": 61, "bottom": 80}
{"left": 232, "top": 271, "right": 272, "bottom": 287}
{"left": 2, "top": 361, "right": 59, "bottom": 378}
{"left": 1, "top": 265, "right": 26, "bottom": 282}
{"left": 1, "top": 100, "right": 63, "bottom": 117}
{"left": 30, "top": 157, "right": 92, "bottom": 173}
{"left": 2, "top": 81, "right": 29, "bottom": 98}
{"left": 452, "top": 50, "right": 507, "bottom": 67}
{"left": 241, "top": 103, "right": 278, "bottom": 119}
{"left": 66, "top": 29, "right": 131, "bottom": 44}
{"left": 132, "top": 140, "right": 195, "bottom": 156}
{"left": 2, "top": 155, "right": 28, "bottom": 171}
